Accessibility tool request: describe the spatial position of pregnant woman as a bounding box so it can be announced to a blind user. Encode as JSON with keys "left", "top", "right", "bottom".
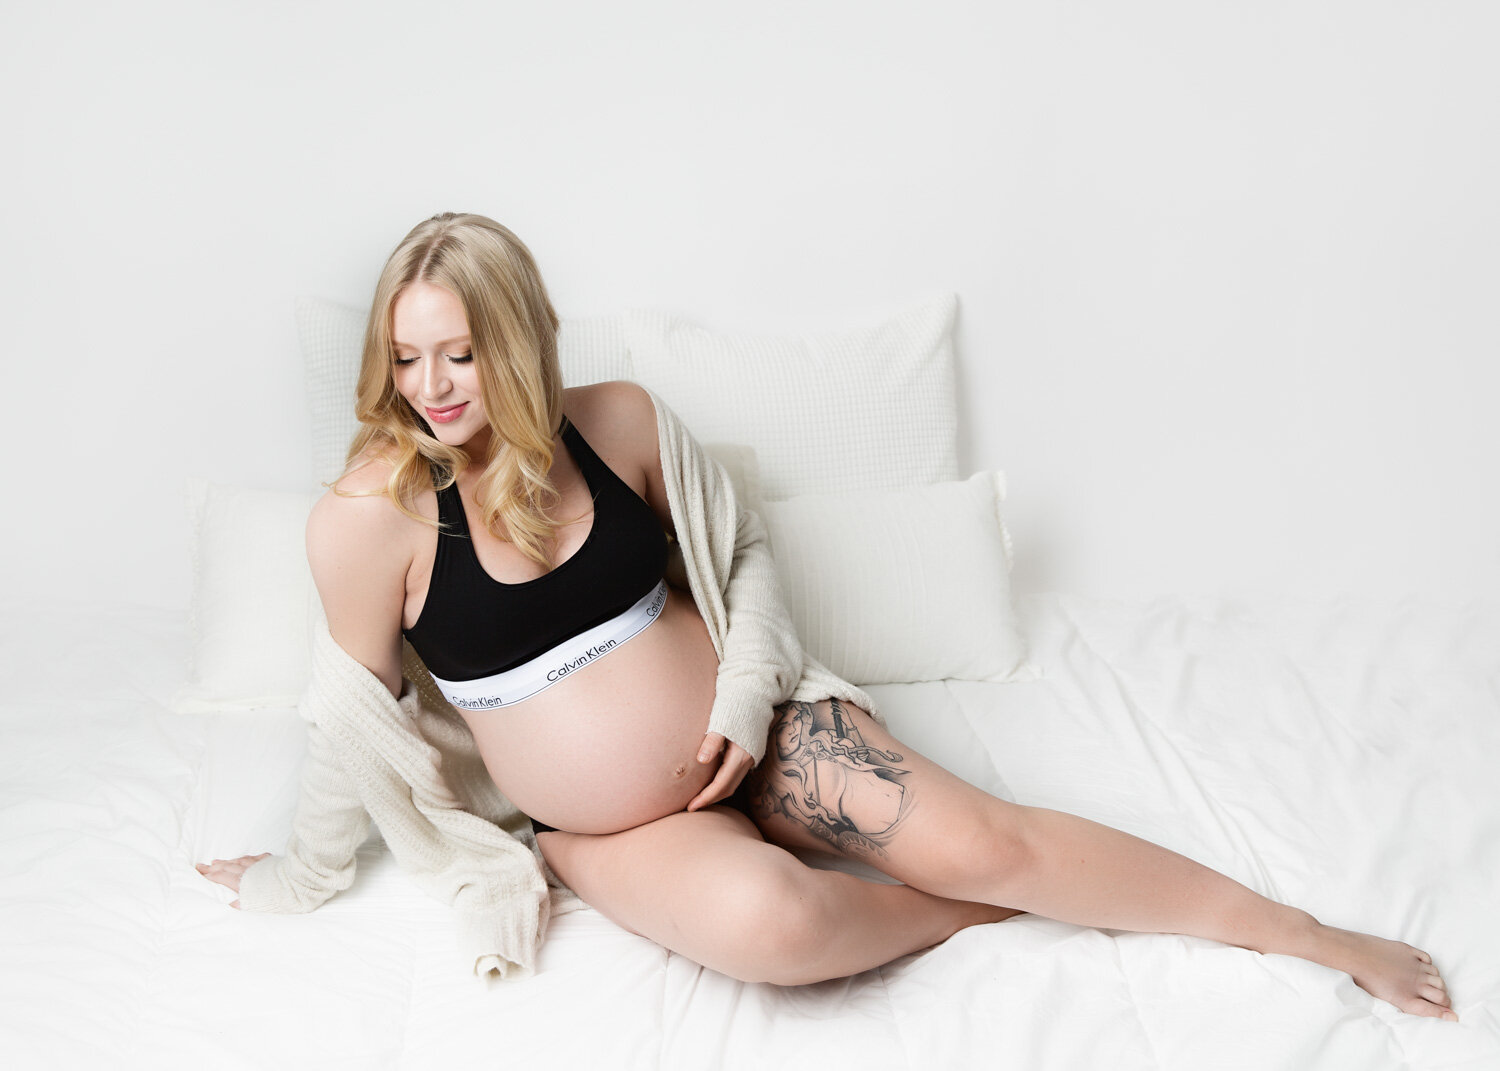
{"left": 199, "top": 212, "right": 1454, "bottom": 1019}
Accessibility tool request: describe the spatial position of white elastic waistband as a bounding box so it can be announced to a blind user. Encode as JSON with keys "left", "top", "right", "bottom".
{"left": 430, "top": 578, "right": 669, "bottom": 711}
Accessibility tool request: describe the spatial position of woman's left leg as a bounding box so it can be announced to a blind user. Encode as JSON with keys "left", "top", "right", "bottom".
{"left": 742, "top": 697, "right": 1455, "bottom": 1020}
{"left": 537, "top": 806, "right": 1018, "bottom": 985}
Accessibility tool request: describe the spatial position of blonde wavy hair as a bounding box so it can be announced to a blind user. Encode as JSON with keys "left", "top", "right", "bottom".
{"left": 334, "top": 211, "right": 583, "bottom": 571}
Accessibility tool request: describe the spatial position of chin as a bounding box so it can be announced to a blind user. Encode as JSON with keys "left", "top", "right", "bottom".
{"left": 418, "top": 417, "right": 471, "bottom": 445}
{"left": 451, "top": 425, "right": 492, "bottom": 455}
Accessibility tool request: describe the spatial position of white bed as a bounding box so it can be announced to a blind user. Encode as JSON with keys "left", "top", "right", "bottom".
{"left": 3, "top": 297, "right": 1494, "bottom": 1071}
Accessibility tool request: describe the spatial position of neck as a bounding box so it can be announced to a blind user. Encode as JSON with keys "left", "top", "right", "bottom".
{"left": 460, "top": 424, "right": 494, "bottom": 464}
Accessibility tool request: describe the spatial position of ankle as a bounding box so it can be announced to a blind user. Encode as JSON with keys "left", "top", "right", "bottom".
{"left": 1260, "top": 908, "right": 1325, "bottom": 960}
{"left": 1215, "top": 902, "right": 1322, "bottom": 958}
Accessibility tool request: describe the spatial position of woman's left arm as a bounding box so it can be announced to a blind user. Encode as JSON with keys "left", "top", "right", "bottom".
{"left": 698, "top": 500, "right": 803, "bottom": 753}
{"left": 615, "top": 381, "right": 804, "bottom": 799}
{"left": 684, "top": 497, "right": 803, "bottom": 809}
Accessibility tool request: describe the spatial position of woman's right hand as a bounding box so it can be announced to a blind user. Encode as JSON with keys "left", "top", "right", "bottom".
{"left": 195, "top": 853, "right": 270, "bottom": 909}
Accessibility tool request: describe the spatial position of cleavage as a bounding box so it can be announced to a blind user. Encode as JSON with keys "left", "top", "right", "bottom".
{"left": 457, "top": 455, "right": 597, "bottom": 585}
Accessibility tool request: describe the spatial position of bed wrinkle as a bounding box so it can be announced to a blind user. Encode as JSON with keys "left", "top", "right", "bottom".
{"left": 134, "top": 897, "right": 191, "bottom": 1067}
{"left": 390, "top": 922, "right": 418, "bottom": 1071}
{"left": 1105, "top": 934, "right": 1168, "bottom": 1071}
{"left": 128, "top": 709, "right": 202, "bottom": 1071}
{"left": 934, "top": 677, "right": 1015, "bottom": 799}
{"left": 872, "top": 960, "right": 918, "bottom": 1071}
{"left": 1049, "top": 598, "right": 1285, "bottom": 904}
{"left": 1280, "top": 657, "right": 1371, "bottom": 756}
{"left": 1373, "top": 1014, "right": 1419, "bottom": 1071}
{"left": 645, "top": 942, "right": 669, "bottom": 1071}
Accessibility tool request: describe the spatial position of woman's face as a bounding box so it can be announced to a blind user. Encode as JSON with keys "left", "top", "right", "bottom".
{"left": 390, "top": 280, "right": 491, "bottom": 455}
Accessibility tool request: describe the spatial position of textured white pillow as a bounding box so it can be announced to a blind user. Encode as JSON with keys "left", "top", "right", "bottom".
{"left": 623, "top": 292, "right": 960, "bottom": 501}
{"left": 760, "top": 472, "right": 1033, "bottom": 685}
{"left": 174, "top": 480, "right": 321, "bottom": 713}
{"left": 295, "top": 296, "right": 636, "bottom": 485}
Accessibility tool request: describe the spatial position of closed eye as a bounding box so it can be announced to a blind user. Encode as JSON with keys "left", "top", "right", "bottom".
{"left": 392, "top": 353, "right": 473, "bottom": 366}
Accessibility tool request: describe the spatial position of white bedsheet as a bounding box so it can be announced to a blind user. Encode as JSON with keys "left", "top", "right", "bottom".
{"left": 1, "top": 594, "right": 1495, "bottom": 1070}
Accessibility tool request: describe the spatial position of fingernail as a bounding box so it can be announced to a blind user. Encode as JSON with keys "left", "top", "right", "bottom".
{"left": 1444, "top": 1011, "right": 1459, "bottom": 1022}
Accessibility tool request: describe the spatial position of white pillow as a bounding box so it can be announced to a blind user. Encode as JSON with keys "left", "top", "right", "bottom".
{"left": 173, "top": 480, "right": 321, "bottom": 713}
{"left": 760, "top": 472, "right": 1034, "bottom": 685}
{"left": 295, "top": 296, "right": 636, "bottom": 485}
{"left": 623, "top": 292, "right": 960, "bottom": 500}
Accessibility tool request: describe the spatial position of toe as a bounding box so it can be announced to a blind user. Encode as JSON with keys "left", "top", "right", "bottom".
{"left": 1413, "top": 949, "right": 1432, "bottom": 964}
{"left": 1406, "top": 997, "right": 1452, "bottom": 1020}
{"left": 1419, "top": 983, "right": 1450, "bottom": 1007}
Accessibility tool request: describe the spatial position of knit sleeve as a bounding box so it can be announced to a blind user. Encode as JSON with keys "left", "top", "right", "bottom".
{"left": 236, "top": 719, "right": 371, "bottom": 913}
{"left": 705, "top": 500, "right": 805, "bottom": 764}
{"left": 644, "top": 388, "right": 806, "bottom": 765}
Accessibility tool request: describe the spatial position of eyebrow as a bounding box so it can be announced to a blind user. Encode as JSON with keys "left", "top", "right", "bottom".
{"left": 391, "top": 334, "right": 471, "bottom": 350}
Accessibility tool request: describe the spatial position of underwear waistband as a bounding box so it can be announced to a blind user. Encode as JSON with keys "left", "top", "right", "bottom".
{"left": 429, "top": 578, "right": 669, "bottom": 711}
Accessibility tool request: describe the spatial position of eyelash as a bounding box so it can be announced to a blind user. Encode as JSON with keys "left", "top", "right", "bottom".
{"left": 392, "top": 353, "right": 473, "bottom": 366}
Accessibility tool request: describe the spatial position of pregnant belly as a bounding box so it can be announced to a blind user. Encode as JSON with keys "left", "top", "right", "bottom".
{"left": 455, "top": 585, "right": 726, "bottom": 834}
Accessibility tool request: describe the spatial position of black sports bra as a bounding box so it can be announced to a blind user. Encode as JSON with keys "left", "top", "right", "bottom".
{"left": 402, "top": 419, "right": 670, "bottom": 683}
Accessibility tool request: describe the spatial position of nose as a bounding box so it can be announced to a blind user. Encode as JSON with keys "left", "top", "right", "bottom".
{"left": 420, "top": 355, "right": 451, "bottom": 401}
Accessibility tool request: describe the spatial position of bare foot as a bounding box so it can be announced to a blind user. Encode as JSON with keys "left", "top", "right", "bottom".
{"left": 1308, "top": 924, "right": 1457, "bottom": 1021}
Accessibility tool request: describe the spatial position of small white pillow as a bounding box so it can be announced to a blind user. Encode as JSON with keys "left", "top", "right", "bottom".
{"left": 296, "top": 296, "right": 636, "bottom": 485}
{"left": 760, "top": 472, "right": 1034, "bottom": 685}
{"left": 173, "top": 479, "right": 321, "bottom": 713}
{"left": 623, "top": 293, "right": 960, "bottom": 501}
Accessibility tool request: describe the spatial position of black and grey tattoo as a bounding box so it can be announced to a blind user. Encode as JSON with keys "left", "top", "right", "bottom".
{"left": 746, "top": 697, "right": 913, "bottom": 858}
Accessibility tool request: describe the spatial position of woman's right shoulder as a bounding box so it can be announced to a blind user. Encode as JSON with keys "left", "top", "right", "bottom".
{"left": 313, "top": 449, "right": 419, "bottom": 519}
{"left": 306, "top": 450, "right": 424, "bottom": 570}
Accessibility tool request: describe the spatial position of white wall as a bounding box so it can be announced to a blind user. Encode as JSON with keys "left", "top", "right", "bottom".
{"left": 3, "top": 0, "right": 1495, "bottom": 610}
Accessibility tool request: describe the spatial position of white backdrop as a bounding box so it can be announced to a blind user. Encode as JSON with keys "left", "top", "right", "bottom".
{"left": 3, "top": 0, "right": 1495, "bottom": 609}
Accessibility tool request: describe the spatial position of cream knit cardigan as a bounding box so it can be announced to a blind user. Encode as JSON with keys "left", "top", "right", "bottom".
{"left": 237, "top": 386, "right": 880, "bottom": 980}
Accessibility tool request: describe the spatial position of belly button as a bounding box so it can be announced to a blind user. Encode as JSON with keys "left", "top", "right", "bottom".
{"left": 673, "top": 763, "right": 688, "bottom": 779}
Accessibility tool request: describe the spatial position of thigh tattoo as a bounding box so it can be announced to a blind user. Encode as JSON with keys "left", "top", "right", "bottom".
{"left": 745, "top": 697, "right": 914, "bottom": 859}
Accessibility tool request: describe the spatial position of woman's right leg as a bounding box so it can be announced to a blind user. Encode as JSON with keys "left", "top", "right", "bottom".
{"left": 536, "top": 805, "right": 1018, "bottom": 985}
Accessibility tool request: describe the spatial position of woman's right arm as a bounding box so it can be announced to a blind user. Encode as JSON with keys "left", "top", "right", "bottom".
{"left": 303, "top": 465, "right": 413, "bottom": 701}
{"left": 199, "top": 464, "right": 412, "bottom": 909}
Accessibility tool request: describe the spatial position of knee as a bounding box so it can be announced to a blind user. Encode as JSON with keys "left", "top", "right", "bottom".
{"left": 924, "top": 800, "right": 1035, "bottom": 898}
{"left": 711, "top": 865, "right": 842, "bottom": 986}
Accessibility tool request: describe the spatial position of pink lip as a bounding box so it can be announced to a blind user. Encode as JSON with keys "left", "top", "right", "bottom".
{"left": 426, "top": 403, "right": 467, "bottom": 424}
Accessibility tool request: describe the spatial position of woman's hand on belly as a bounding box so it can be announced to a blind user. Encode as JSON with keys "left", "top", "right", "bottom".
{"left": 686, "top": 732, "right": 756, "bottom": 812}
